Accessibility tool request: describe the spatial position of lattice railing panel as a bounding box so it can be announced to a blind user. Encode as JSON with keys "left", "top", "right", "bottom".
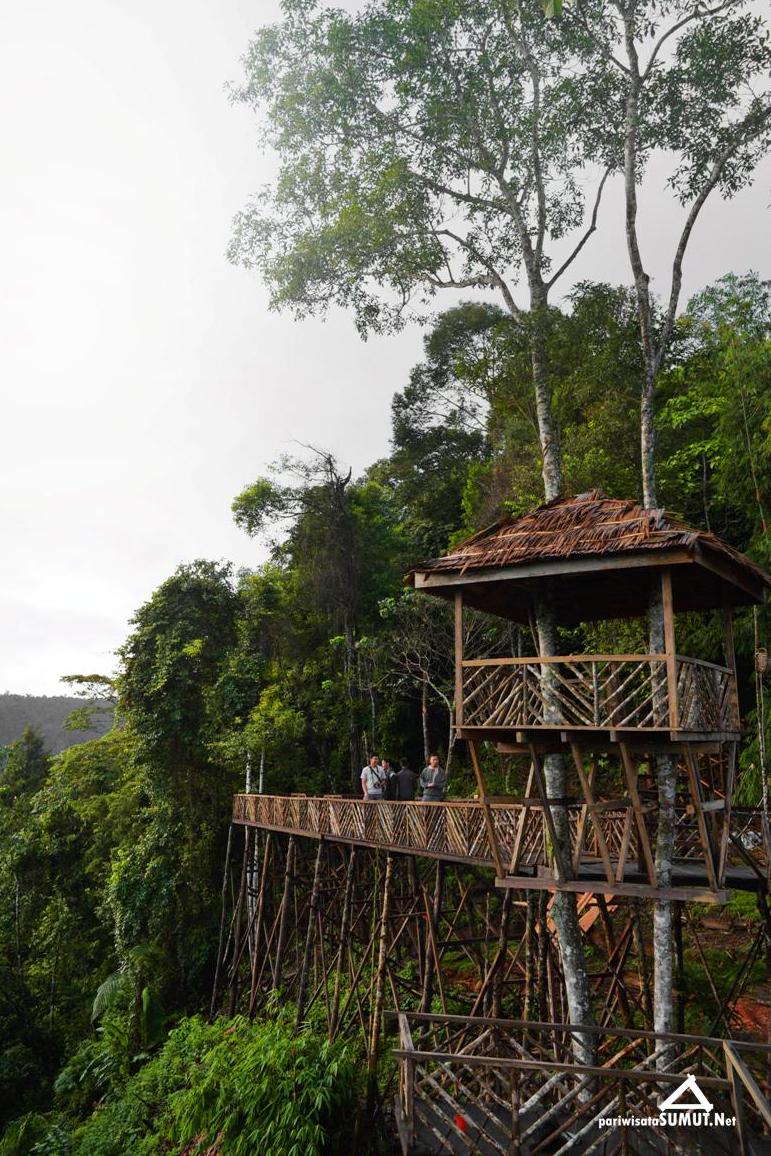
{"left": 462, "top": 654, "right": 738, "bottom": 734}
{"left": 462, "top": 656, "right": 670, "bottom": 730}
{"left": 233, "top": 785, "right": 746, "bottom": 892}
{"left": 676, "top": 657, "right": 738, "bottom": 732}
{"left": 396, "top": 1014, "right": 771, "bottom": 1156}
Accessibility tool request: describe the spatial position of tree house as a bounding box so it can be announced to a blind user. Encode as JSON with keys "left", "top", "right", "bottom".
{"left": 407, "top": 491, "right": 771, "bottom": 902}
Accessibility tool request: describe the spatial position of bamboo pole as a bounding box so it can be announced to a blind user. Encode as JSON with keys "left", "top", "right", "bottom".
{"left": 367, "top": 853, "right": 395, "bottom": 1114}
{"left": 228, "top": 826, "right": 251, "bottom": 1016}
{"left": 248, "top": 832, "right": 273, "bottom": 1018}
{"left": 273, "top": 835, "right": 296, "bottom": 989}
{"left": 419, "top": 860, "right": 444, "bottom": 1014}
{"left": 209, "top": 822, "right": 234, "bottom": 1021}
{"left": 330, "top": 846, "right": 357, "bottom": 1040}
{"left": 295, "top": 840, "right": 325, "bottom": 1026}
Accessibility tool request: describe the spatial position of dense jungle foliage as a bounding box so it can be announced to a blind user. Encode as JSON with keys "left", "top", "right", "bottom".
{"left": 1, "top": 273, "right": 769, "bottom": 1153}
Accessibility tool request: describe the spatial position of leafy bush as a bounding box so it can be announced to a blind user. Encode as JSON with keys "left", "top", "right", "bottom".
{"left": 66, "top": 1014, "right": 358, "bottom": 1156}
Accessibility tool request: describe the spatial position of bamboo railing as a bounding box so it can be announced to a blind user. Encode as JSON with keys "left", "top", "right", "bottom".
{"left": 461, "top": 654, "right": 739, "bottom": 734}
{"left": 232, "top": 794, "right": 763, "bottom": 897}
{"left": 393, "top": 1012, "right": 771, "bottom": 1156}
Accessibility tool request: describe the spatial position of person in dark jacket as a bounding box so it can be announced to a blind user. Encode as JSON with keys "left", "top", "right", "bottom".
{"left": 391, "top": 757, "right": 418, "bottom": 801}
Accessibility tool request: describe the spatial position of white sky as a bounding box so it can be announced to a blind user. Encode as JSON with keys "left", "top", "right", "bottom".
{"left": 1, "top": 0, "right": 769, "bottom": 695}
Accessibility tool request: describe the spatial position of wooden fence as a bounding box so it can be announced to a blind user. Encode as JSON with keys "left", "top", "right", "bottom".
{"left": 461, "top": 655, "right": 738, "bottom": 734}
{"left": 392, "top": 1012, "right": 771, "bottom": 1155}
{"left": 232, "top": 794, "right": 764, "bottom": 900}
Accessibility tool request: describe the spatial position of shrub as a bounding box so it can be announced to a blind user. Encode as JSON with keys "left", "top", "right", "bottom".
{"left": 69, "top": 1015, "right": 358, "bottom": 1156}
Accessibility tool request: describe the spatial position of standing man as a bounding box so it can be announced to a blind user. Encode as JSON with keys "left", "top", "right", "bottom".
{"left": 392, "top": 757, "right": 418, "bottom": 801}
{"left": 381, "top": 757, "right": 396, "bottom": 799}
{"left": 420, "top": 754, "right": 447, "bottom": 802}
{"left": 361, "top": 753, "right": 386, "bottom": 800}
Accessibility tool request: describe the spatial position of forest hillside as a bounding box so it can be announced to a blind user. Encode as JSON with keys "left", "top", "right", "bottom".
{"left": 0, "top": 695, "right": 112, "bottom": 754}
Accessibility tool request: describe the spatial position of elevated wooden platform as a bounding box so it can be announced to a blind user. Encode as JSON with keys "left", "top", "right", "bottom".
{"left": 232, "top": 794, "right": 768, "bottom": 902}
{"left": 392, "top": 1012, "right": 771, "bottom": 1156}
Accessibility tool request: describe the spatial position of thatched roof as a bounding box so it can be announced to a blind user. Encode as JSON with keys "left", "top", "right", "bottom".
{"left": 407, "top": 491, "right": 770, "bottom": 624}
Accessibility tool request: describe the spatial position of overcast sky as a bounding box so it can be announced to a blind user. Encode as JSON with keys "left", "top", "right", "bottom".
{"left": 1, "top": 0, "right": 769, "bottom": 696}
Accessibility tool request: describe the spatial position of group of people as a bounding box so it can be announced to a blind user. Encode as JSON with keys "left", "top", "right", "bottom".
{"left": 360, "top": 753, "right": 447, "bottom": 802}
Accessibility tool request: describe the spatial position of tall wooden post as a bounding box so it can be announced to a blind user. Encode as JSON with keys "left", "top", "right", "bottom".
{"left": 228, "top": 828, "right": 251, "bottom": 1016}
{"left": 248, "top": 832, "right": 273, "bottom": 1018}
{"left": 295, "top": 840, "right": 324, "bottom": 1026}
{"left": 454, "top": 591, "right": 464, "bottom": 728}
{"left": 468, "top": 739, "right": 504, "bottom": 878}
{"left": 273, "top": 836, "right": 296, "bottom": 989}
{"left": 661, "top": 568, "right": 678, "bottom": 731}
{"left": 330, "top": 846, "right": 357, "bottom": 1040}
{"left": 367, "top": 853, "right": 394, "bottom": 1114}
{"left": 419, "top": 860, "right": 444, "bottom": 1014}
{"left": 209, "top": 822, "right": 234, "bottom": 1021}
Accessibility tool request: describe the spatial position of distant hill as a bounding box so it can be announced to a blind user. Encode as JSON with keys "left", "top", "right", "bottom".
{"left": 0, "top": 694, "right": 113, "bottom": 755}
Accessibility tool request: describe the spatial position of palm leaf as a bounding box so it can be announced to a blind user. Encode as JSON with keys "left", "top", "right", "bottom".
{"left": 91, "top": 968, "right": 127, "bottom": 1022}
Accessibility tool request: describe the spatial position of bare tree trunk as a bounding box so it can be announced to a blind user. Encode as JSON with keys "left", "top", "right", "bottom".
{"left": 530, "top": 294, "right": 561, "bottom": 502}
{"left": 344, "top": 617, "right": 360, "bottom": 792}
{"left": 535, "top": 591, "right": 596, "bottom": 1062}
{"left": 421, "top": 673, "right": 430, "bottom": 764}
{"left": 640, "top": 364, "right": 657, "bottom": 509}
{"left": 621, "top": 14, "right": 675, "bottom": 1051}
{"left": 649, "top": 585, "right": 676, "bottom": 1048}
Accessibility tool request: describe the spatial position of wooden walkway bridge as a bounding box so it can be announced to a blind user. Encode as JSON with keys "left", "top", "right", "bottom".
{"left": 232, "top": 794, "right": 768, "bottom": 902}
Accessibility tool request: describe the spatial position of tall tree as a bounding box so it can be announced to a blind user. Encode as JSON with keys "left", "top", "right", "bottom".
{"left": 229, "top": 0, "right": 613, "bottom": 1040}
{"left": 233, "top": 449, "right": 405, "bottom": 789}
{"left": 574, "top": 0, "right": 771, "bottom": 1040}
{"left": 229, "top": 0, "right": 611, "bottom": 501}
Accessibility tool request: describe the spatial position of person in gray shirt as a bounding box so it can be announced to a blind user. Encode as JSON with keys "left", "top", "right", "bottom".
{"left": 420, "top": 754, "right": 447, "bottom": 802}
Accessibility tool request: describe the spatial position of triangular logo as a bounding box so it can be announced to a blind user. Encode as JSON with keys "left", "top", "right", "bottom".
{"left": 659, "top": 1074, "right": 714, "bottom": 1114}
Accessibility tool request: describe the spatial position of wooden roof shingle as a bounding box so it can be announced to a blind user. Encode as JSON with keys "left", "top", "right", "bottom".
{"left": 407, "top": 491, "right": 770, "bottom": 623}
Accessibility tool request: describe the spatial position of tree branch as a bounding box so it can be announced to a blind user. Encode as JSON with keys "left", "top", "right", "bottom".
{"left": 655, "top": 101, "right": 771, "bottom": 368}
{"left": 642, "top": 0, "right": 741, "bottom": 82}
{"left": 433, "top": 228, "right": 525, "bottom": 319}
{"left": 545, "top": 165, "right": 613, "bottom": 290}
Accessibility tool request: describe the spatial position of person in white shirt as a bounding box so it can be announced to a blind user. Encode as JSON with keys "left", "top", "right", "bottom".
{"left": 360, "top": 753, "right": 386, "bottom": 800}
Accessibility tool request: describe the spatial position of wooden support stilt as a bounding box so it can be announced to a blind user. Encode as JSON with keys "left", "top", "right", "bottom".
{"left": 248, "top": 832, "right": 273, "bottom": 1018}
{"left": 295, "top": 840, "right": 325, "bottom": 1026}
{"left": 330, "top": 846, "right": 357, "bottom": 1040}
{"left": 631, "top": 901, "right": 652, "bottom": 1029}
{"left": 528, "top": 744, "right": 571, "bottom": 882}
{"left": 523, "top": 892, "right": 536, "bottom": 1022}
{"left": 228, "top": 826, "right": 251, "bottom": 1016}
{"left": 682, "top": 744, "right": 719, "bottom": 891}
{"left": 209, "top": 822, "right": 234, "bottom": 1022}
{"left": 273, "top": 835, "right": 296, "bottom": 989}
{"left": 367, "top": 852, "right": 394, "bottom": 1113}
{"left": 419, "top": 860, "right": 444, "bottom": 1014}
{"left": 619, "top": 743, "right": 656, "bottom": 885}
